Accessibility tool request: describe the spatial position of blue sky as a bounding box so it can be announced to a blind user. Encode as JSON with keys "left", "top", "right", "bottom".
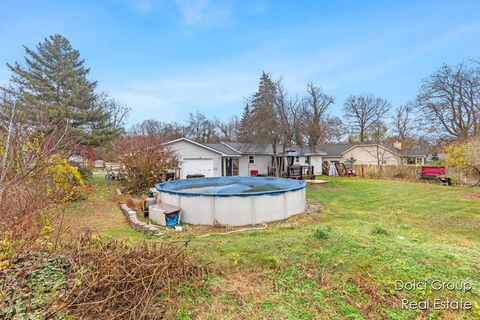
{"left": 1, "top": 0, "right": 480, "bottom": 125}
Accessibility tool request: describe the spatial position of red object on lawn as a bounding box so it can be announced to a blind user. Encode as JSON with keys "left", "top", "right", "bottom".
{"left": 250, "top": 170, "right": 258, "bottom": 176}
{"left": 420, "top": 166, "right": 446, "bottom": 177}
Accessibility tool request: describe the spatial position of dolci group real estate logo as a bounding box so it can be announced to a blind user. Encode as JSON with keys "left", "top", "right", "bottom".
{"left": 395, "top": 279, "right": 474, "bottom": 311}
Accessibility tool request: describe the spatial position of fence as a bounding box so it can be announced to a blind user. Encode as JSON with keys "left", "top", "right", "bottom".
{"left": 351, "top": 164, "right": 479, "bottom": 186}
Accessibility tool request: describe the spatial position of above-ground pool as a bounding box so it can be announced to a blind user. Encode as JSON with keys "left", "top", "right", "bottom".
{"left": 155, "top": 177, "right": 307, "bottom": 226}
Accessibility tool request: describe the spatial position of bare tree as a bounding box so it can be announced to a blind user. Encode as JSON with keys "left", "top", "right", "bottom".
{"left": 320, "top": 116, "right": 345, "bottom": 143}
{"left": 96, "top": 92, "right": 130, "bottom": 135}
{"left": 417, "top": 61, "right": 480, "bottom": 140}
{"left": 367, "top": 120, "right": 389, "bottom": 166}
{"left": 389, "top": 101, "right": 422, "bottom": 151}
{"left": 275, "top": 81, "right": 302, "bottom": 174}
{"left": 129, "top": 119, "right": 185, "bottom": 140}
{"left": 300, "top": 83, "right": 338, "bottom": 149}
{"left": 185, "top": 111, "right": 217, "bottom": 142}
{"left": 342, "top": 94, "right": 391, "bottom": 142}
{"left": 391, "top": 102, "right": 413, "bottom": 143}
{"left": 214, "top": 115, "right": 240, "bottom": 141}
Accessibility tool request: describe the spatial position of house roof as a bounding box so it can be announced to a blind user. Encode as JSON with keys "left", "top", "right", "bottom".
{"left": 317, "top": 143, "right": 357, "bottom": 157}
{"left": 163, "top": 138, "right": 230, "bottom": 156}
{"left": 164, "top": 138, "right": 326, "bottom": 156}
{"left": 319, "top": 142, "right": 427, "bottom": 158}
{"left": 203, "top": 143, "right": 240, "bottom": 156}
{"left": 222, "top": 141, "right": 272, "bottom": 154}
{"left": 164, "top": 138, "right": 428, "bottom": 158}
{"left": 401, "top": 149, "right": 427, "bottom": 157}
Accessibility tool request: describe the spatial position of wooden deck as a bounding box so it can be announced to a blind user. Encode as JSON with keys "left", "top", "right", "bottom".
{"left": 305, "top": 179, "right": 328, "bottom": 185}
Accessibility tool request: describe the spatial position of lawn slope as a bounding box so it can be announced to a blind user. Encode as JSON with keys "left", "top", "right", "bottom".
{"left": 175, "top": 177, "right": 480, "bottom": 320}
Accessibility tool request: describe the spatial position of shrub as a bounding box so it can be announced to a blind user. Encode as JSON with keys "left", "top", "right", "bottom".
{"left": 76, "top": 165, "right": 93, "bottom": 180}
{"left": 46, "top": 154, "right": 85, "bottom": 202}
{"left": 446, "top": 136, "right": 480, "bottom": 186}
{"left": 313, "top": 225, "right": 331, "bottom": 240}
{"left": 0, "top": 232, "right": 15, "bottom": 270}
{"left": 114, "top": 135, "right": 179, "bottom": 192}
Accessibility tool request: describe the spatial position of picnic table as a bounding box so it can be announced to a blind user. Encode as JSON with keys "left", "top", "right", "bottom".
{"left": 419, "top": 166, "right": 451, "bottom": 186}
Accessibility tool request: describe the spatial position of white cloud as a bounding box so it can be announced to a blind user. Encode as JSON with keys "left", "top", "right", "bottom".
{"left": 174, "top": 0, "right": 234, "bottom": 28}
{"left": 117, "top": 0, "right": 236, "bottom": 28}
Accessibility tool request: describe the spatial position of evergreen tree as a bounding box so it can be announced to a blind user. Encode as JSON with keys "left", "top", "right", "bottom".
{"left": 249, "top": 72, "right": 278, "bottom": 144}
{"left": 6, "top": 34, "right": 113, "bottom": 146}
{"left": 248, "top": 72, "right": 282, "bottom": 175}
{"left": 238, "top": 103, "right": 250, "bottom": 141}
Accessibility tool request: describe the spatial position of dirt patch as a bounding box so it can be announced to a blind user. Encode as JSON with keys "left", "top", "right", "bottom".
{"left": 216, "top": 269, "right": 274, "bottom": 301}
{"left": 201, "top": 269, "right": 274, "bottom": 319}
{"left": 342, "top": 271, "right": 401, "bottom": 317}
{"left": 464, "top": 192, "right": 480, "bottom": 200}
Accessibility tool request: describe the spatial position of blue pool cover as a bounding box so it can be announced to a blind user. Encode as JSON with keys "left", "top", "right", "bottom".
{"left": 155, "top": 176, "right": 307, "bottom": 197}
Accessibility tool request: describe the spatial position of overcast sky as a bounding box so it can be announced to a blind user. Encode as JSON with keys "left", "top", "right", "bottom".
{"left": 1, "top": 0, "right": 480, "bottom": 125}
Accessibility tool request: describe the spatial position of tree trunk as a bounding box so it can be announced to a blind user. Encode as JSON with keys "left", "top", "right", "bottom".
{"left": 272, "top": 143, "right": 280, "bottom": 177}
{"left": 281, "top": 144, "right": 286, "bottom": 177}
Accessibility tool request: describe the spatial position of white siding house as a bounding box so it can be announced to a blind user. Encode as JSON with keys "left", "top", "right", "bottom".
{"left": 319, "top": 143, "right": 427, "bottom": 168}
{"left": 164, "top": 138, "right": 325, "bottom": 177}
{"left": 164, "top": 139, "right": 233, "bottom": 178}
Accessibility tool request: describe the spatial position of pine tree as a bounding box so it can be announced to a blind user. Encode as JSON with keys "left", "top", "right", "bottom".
{"left": 249, "top": 72, "right": 278, "bottom": 144}
{"left": 238, "top": 103, "right": 250, "bottom": 141}
{"left": 249, "top": 72, "right": 282, "bottom": 175}
{"left": 7, "top": 34, "right": 112, "bottom": 146}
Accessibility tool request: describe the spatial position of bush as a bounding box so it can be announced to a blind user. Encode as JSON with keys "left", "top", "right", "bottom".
{"left": 446, "top": 137, "right": 480, "bottom": 186}
{"left": 76, "top": 165, "right": 93, "bottom": 180}
{"left": 313, "top": 225, "right": 331, "bottom": 240}
{"left": 115, "top": 135, "right": 179, "bottom": 192}
{"left": 46, "top": 155, "right": 85, "bottom": 202}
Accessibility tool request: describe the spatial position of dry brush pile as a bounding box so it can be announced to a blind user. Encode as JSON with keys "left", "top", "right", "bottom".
{"left": 1, "top": 231, "right": 209, "bottom": 319}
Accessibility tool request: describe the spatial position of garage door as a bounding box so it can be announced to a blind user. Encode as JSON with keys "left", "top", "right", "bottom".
{"left": 181, "top": 158, "right": 214, "bottom": 178}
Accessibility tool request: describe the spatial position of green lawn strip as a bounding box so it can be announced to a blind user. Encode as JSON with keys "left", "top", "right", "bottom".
{"left": 50, "top": 175, "right": 151, "bottom": 242}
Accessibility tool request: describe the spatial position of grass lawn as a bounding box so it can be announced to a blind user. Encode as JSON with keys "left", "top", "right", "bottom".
{"left": 58, "top": 175, "right": 152, "bottom": 241}
{"left": 62, "top": 176, "right": 480, "bottom": 319}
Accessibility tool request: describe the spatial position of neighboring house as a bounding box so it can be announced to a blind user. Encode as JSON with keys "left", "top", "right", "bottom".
{"left": 69, "top": 155, "right": 88, "bottom": 166}
{"left": 319, "top": 143, "right": 427, "bottom": 166}
{"left": 164, "top": 138, "right": 326, "bottom": 178}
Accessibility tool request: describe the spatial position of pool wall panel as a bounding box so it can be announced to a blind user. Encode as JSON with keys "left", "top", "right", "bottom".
{"left": 157, "top": 187, "right": 306, "bottom": 226}
{"left": 214, "top": 196, "right": 252, "bottom": 225}
{"left": 156, "top": 177, "right": 307, "bottom": 226}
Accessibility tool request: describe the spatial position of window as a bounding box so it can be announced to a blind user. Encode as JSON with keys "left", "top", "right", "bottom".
{"left": 305, "top": 156, "right": 310, "bottom": 164}
{"left": 295, "top": 156, "right": 300, "bottom": 162}
{"left": 249, "top": 156, "right": 255, "bottom": 164}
